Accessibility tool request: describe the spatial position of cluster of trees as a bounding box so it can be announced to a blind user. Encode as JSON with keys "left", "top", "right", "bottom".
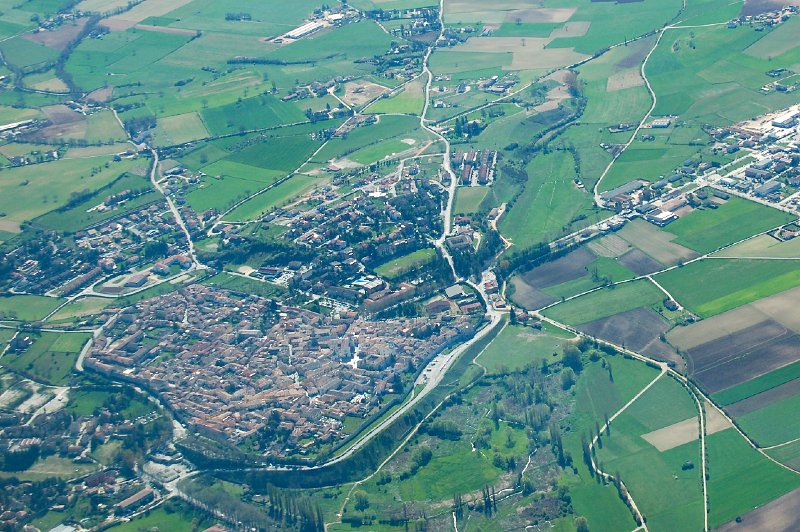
{"left": 453, "top": 116, "right": 484, "bottom": 139}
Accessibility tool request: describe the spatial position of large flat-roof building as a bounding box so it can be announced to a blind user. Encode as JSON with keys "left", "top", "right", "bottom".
{"left": 772, "top": 111, "right": 799, "bottom": 129}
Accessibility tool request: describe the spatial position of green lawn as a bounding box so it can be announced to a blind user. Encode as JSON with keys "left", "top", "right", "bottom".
{"left": 202, "top": 272, "right": 287, "bottom": 299}
{"left": 396, "top": 442, "right": 502, "bottom": 502}
{"left": 476, "top": 323, "right": 575, "bottom": 375}
{"left": 543, "top": 279, "right": 664, "bottom": 325}
{"left": 655, "top": 258, "right": 800, "bottom": 318}
{"left": 0, "top": 295, "right": 64, "bottom": 321}
{"left": 454, "top": 186, "right": 489, "bottom": 214}
{"left": 373, "top": 248, "right": 436, "bottom": 280}
{"left": 706, "top": 428, "right": 800, "bottom": 528}
{"left": 106, "top": 500, "right": 214, "bottom": 532}
{"left": 665, "top": 198, "right": 794, "bottom": 254}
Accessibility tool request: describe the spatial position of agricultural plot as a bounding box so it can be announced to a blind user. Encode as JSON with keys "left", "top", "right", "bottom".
{"left": 599, "top": 126, "right": 706, "bottom": 191}
{"left": 667, "top": 285, "right": 800, "bottom": 394}
{"left": 655, "top": 258, "right": 800, "bottom": 318}
{"left": 0, "top": 156, "right": 139, "bottom": 231}
{"left": 566, "top": 356, "right": 661, "bottom": 532}
{"left": 713, "top": 233, "right": 800, "bottom": 259}
{"left": 200, "top": 94, "right": 307, "bottom": 137}
{"left": 579, "top": 307, "right": 681, "bottom": 369}
{"left": 3, "top": 332, "right": 90, "bottom": 385}
{"left": 596, "top": 375, "right": 704, "bottom": 532}
{"left": 311, "top": 115, "right": 426, "bottom": 165}
{"left": 151, "top": 112, "right": 210, "bottom": 146}
{"left": 49, "top": 297, "right": 113, "bottom": 321}
{"left": 735, "top": 392, "right": 800, "bottom": 448}
{"left": 0, "top": 295, "right": 64, "bottom": 321}
{"left": 616, "top": 219, "right": 698, "bottom": 266}
{"left": 706, "top": 428, "right": 800, "bottom": 529}
{"left": 366, "top": 76, "right": 425, "bottom": 115}
{"left": 499, "top": 151, "right": 601, "bottom": 250}
{"left": 648, "top": 24, "right": 800, "bottom": 125}
{"left": 0, "top": 35, "right": 59, "bottom": 70}
{"left": 713, "top": 361, "right": 800, "bottom": 407}
{"left": 225, "top": 175, "right": 320, "bottom": 222}
{"left": 542, "top": 278, "right": 664, "bottom": 326}
{"left": 35, "top": 172, "right": 156, "bottom": 233}
{"left": 663, "top": 198, "right": 795, "bottom": 254}
{"left": 475, "top": 323, "right": 575, "bottom": 375}
{"left": 559, "top": 37, "right": 654, "bottom": 191}
{"left": 768, "top": 442, "right": 800, "bottom": 471}
{"left": 716, "top": 487, "right": 800, "bottom": 532}
{"left": 511, "top": 245, "right": 641, "bottom": 310}
{"left": 446, "top": 36, "right": 588, "bottom": 72}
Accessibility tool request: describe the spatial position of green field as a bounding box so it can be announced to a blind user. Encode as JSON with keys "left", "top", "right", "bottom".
{"left": 736, "top": 394, "right": 800, "bottom": 448}
{"left": 312, "top": 115, "right": 422, "bottom": 164}
{"left": 648, "top": 23, "right": 800, "bottom": 125}
{"left": 366, "top": 77, "right": 425, "bottom": 115}
{"left": 564, "top": 356, "right": 662, "bottom": 532}
{"left": 655, "top": 258, "right": 800, "bottom": 318}
{"left": 475, "top": 323, "right": 575, "bottom": 374}
{"left": 0, "top": 455, "right": 98, "bottom": 481}
{"left": 373, "top": 248, "right": 436, "bottom": 280}
{"left": 0, "top": 295, "right": 64, "bottom": 321}
{"left": 67, "top": 388, "right": 154, "bottom": 419}
{"left": 543, "top": 279, "right": 664, "bottom": 325}
{"left": 49, "top": 297, "right": 113, "bottom": 321}
{"left": 152, "top": 112, "right": 210, "bottom": 146}
{"left": 202, "top": 272, "right": 286, "bottom": 299}
{"left": 767, "top": 439, "right": 800, "bottom": 470}
{"left": 500, "top": 151, "right": 602, "bottom": 249}
{"left": 713, "top": 362, "right": 800, "bottom": 406}
{"left": 201, "top": 93, "right": 307, "bottom": 136}
{"left": 36, "top": 172, "right": 157, "bottom": 233}
{"left": 106, "top": 500, "right": 214, "bottom": 532}
{"left": 225, "top": 175, "right": 319, "bottom": 222}
{"left": 3, "top": 331, "right": 89, "bottom": 385}
{"left": 664, "top": 198, "right": 794, "bottom": 254}
{"left": 453, "top": 186, "right": 489, "bottom": 214}
{"left": 596, "top": 375, "right": 704, "bottom": 532}
{"left": 0, "top": 156, "right": 139, "bottom": 228}
{"left": 706, "top": 428, "right": 800, "bottom": 528}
